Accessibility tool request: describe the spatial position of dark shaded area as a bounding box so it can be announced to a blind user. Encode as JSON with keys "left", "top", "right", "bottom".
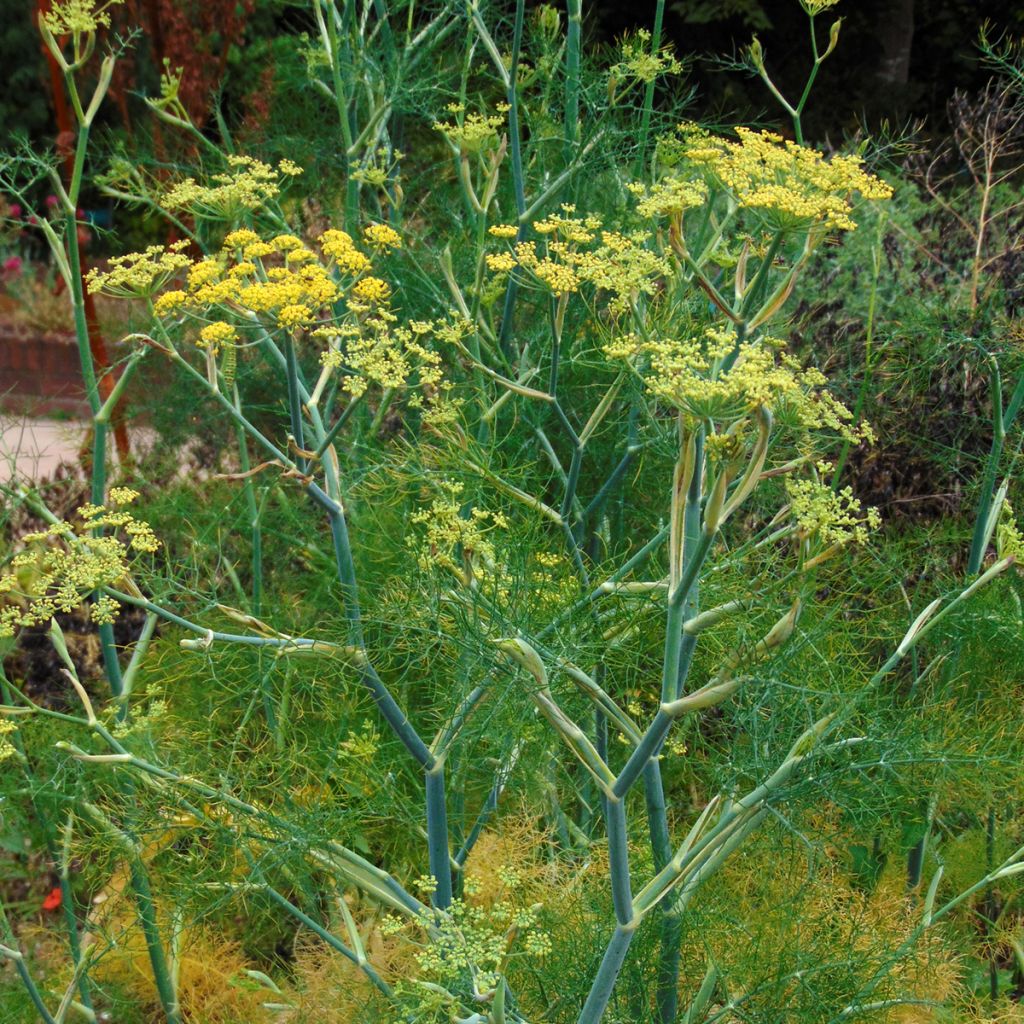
{"left": 587, "top": 0, "right": 1024, "bottom": 139}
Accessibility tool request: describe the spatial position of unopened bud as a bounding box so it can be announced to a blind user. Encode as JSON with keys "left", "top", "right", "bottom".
{"left": 823, "top": 19, "right": 842, "bottom": 60}
{"left": 494, "top": 637, "right": 548, "bottom": 689}
{"left": 748, "top": 35, "right": 765, "bottom": 72}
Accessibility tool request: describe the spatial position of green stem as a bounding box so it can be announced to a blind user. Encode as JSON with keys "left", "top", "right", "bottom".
{"left": 127, "top": 858, "right": 182, "bottom": 1024}
{"left": 564, "top": 0, "right": 582, "bottom": 161}
{"left": 261, "top": 884, "right": 393, "bottom": 997}
{"left": 606, "top": 800, "right": 634, "bottom": 926}
{"left": 426, "top": 765, "right": 453, "bottom": 909}
{"left": 283, "top": 333, "right": 307, "bottom": 474}
{"left": 232, "top": 386, "right": 263, "bottom": 616}
{"left": 635, "top": 0, "right": 666, "bottom": 174}
{"left": 968, "top": 356, "right": 1005, "bottom": 575}
{"left": 497, "top": 0, "right": 527, "bottom": 357}
{"left": 577, "top": 925, "right": 635, "bottom": 1024}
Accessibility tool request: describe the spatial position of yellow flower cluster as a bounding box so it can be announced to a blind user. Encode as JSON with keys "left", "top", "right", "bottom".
{"left": 611, "top": 27, "right": 683, "bottom": 84}
{"left": 433, "top": 104, "right": 510, "bottom": 153}
{"left": 352, "top": 276, "right": 391, "bottom": 304}
{"left": 489, "top": 208, "right": 670, "bottom": 312}
{"left": 43, "top": 0, "right": 123, "bottom": 34}
{"left": 786, "top": 470, "right": 881, "bottom": 549}
{"left": 338, "top": 720, "right": 381, "bottom": 762}
{"left": 198, "top": 321, "right": 238, "bottom": 354}
{"left": 86, "top": 242, "right": 192, "bottom": 298}
{"left": 320, "top": 229, "right": 373, "bottom": 274}
{"left": 410, "top": 482, "right": 508, "bottom": 577}
{"left": 683, "top": 126, "right": 893, "bottom": 231}
{"left": 145, "top": 231, "right": 345, "bottom": 337}
{"left": 383, "top": 878, "right": 550, "bottom": 996}
{"left": 363, "top": 223, "right": 402, "bottom": 250}
{"left": 317, "top": 313, "right": 445, "bottom": 399}
{"left": 0, "top": 719, "right": 19, "bottom": 763}
{"left": 99, "top": 218, "right": 448, "bottom": 402}
{"left": 607, "top": 327, "right": 869, "bottom": 442}
{"left": 0, "top": 492, "right": 158, "bottom": 637}
{"left": 163, "top": 156, "right": 300, "bottom": 217}
{"left": 627, "top": 176, "right": 709, "bottom": 219}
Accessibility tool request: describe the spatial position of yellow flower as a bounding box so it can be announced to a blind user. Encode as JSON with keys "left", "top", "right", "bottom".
{"left": 198, "top": 321, "right": 238, "bottom": 354}
{"left": 153, "top": 290, "right": 188, "bottom": 316}
{"left": 188, "top": 259, "right": 223, "bottom": 291}
{"left": 223, "top": 229, "right": 261, "bottom": 250}
{"left": 681, "top": 125, "right": 892, "bottom": 231}
{"left": 786, "top": 470, "right": 880, "bottom": 548}
{"left": 277, "top": 304, "right": 314, "bottom": 329}
{"left": 363, "top": 223, "right": 403, "bottom": 250}
{"left": 611, "top": 27, "right": 683, "bottom": 84}
{"left": 164, "top": 156, "right": 286, "bottom": 216}
{"left": 0, "top": 506, "right": 159, "bottom": 638}
{"left": 319, "top": 229, "right": 373, "bottom": 274}
{"left": 433, "top": 105, "right": 510, "bottom": 153}
{"left": 271, "top": 234, "right": 305, "bottom": 251}
{"left": 486, "top": 252, "right": 518, "bottom": 273}
{"left": 86, "top": 242, "right": 191, "bottom": 298}
{"left": 43, "top": 0, "right": 123, "bottom": 35}
{"left": 352, "top": 276, "right": 391, "bottom": 304}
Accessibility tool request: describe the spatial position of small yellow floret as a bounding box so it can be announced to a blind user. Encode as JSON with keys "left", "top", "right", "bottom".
{"left": 198, "top": 321, "right": 238, "bottom": 354}
{"left": 363, "top": 223, "right": 402, "bottom": 250}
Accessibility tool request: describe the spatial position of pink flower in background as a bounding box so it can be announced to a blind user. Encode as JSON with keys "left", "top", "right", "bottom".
{"left": 8, "top": 203, "right": 22, "bottom": 219}
{"left": 45, "top": 195, "right": 60, "bottom": 210}
{"left": 2, "top": 255, "right": 23, "bottom": 276}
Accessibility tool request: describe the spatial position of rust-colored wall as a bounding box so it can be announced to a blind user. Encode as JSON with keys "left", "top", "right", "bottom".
{"left": 0, "top": 324, "right": 89, "bottom": 416}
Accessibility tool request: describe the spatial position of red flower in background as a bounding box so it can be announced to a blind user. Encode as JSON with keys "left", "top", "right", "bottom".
{"left": 42, "top": 888, "right": 62, "bottom": 912}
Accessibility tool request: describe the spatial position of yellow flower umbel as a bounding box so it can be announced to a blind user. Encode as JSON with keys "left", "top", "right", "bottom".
{"left": 86, "top": 242, "right": 192, "bottom": 298}
{"left": 198, "top": 321, "right": 238, "bottom": 355}
{"left": 410, "top": 481, "right": 508, "bottom": 585}
{"left": 43, "top": 0, "right": 123, "bottom": 35}
{"left": 610, "top": 27, "right": 683, "bottom": 85}
{"left": 786, "top": 463, "right": 881, "bottom": 566}
{"left": 163, "top": 156, "right": 302, "bottom": 219}
{"left": 681, "top": 125, "right": 892, "bottom": 232}
{"left": 363, "top": 223, "right": 402, "bottom": 250}
{"left": 488, "top": 206, "right": 670, "bottom": 313}
{"left": 0, "top": 719, "right": 21, "bottom": 763}
{"left": 0, "top": 491, "right": 158, "bottom": 637}
{"left": 433, "top": 104, "right": 509, "bottom": 154}
{"left": 607, "top": 327, "right": 871, "bottom": 444}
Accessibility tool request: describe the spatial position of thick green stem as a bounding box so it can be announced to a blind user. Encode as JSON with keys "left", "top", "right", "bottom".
{"left": 606, "top": 799, "right": 634, "bottom": 925}
{"left": 127, "top": 858, "right": 182, "bottom": 1024}
{"left": 425, "top": 766, "right": 453, "bottom": 909}
{"left": 577, "top": 925, "right": 635, "bottom": 1024}
{"left": 66, "top": 209, "right": 98, "bottom": 417}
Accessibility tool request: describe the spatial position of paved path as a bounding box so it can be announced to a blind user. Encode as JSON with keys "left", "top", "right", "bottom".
{"left": 1, "top": 416, "right": 91, "bottom": 484}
